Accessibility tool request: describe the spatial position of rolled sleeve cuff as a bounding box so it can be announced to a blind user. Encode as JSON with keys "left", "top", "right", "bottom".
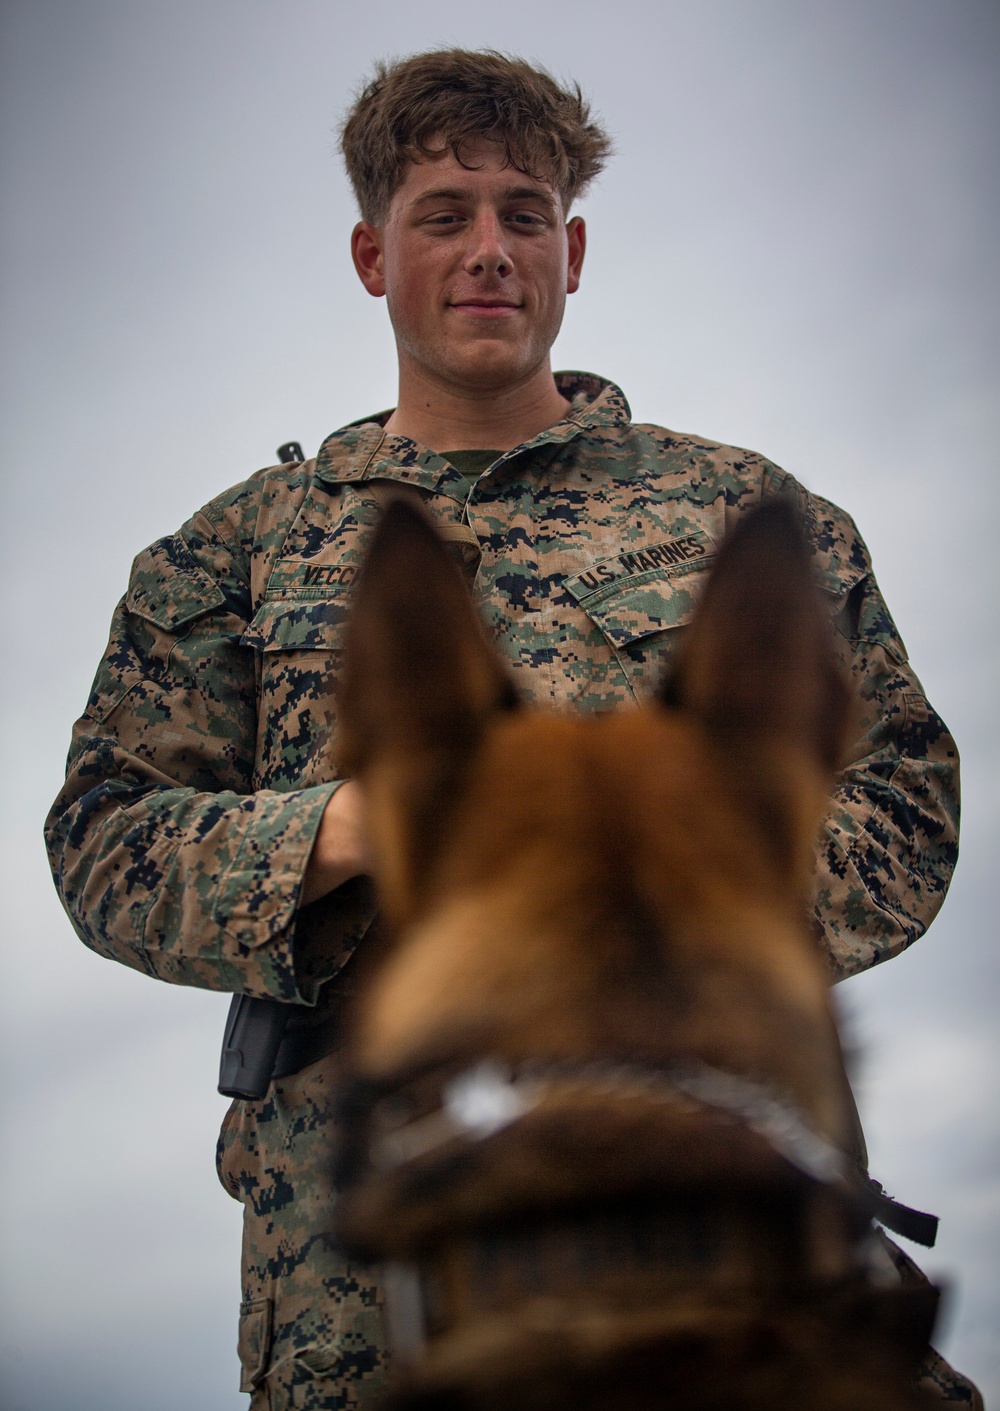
{"left": 208, "top": 781, "right": 341, "bottom": 1000}
{"left": 813, "top": 821, "right": 919, "bottom": 982}
{"left": 132, "top": 784, "right": 345, "bottom": 1004}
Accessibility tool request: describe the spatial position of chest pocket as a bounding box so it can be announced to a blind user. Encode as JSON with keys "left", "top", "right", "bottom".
{"left": 565, "top": 533, "right": 718, "bottom": 703}
{"left": 241, "top": 595, "right": 353, "bottom": 790}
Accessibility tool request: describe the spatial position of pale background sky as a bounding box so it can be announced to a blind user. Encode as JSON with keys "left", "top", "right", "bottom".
{"left": 1, "top": 2, "right": 997, "bottom": 1408}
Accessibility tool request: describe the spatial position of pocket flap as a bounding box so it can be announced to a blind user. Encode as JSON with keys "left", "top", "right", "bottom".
{"left": 578, "top": 577, "right": 708, "bottom": 649}
{"left": 241, "top": 595, "right": 353, "bottom": 652}
{"left": 813, "top": 556, "right": 868, "bottom": 602}
{"left": 566, "top": 530, "right": 717, "bottom": 648}
{"left": 237, "top": 1297, "right": 273, "bottom": 1391}
{"left": 126, "top": 534, "right": 226, "bottom": 630}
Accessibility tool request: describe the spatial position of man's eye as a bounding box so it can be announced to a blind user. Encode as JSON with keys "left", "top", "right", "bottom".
{"left": 509, "top": 212, "right": 545, "bottom": 227}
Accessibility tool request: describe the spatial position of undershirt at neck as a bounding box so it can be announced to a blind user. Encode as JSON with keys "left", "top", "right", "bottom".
{"left": 442, "top": 449, "right": 502, "bottom": 482}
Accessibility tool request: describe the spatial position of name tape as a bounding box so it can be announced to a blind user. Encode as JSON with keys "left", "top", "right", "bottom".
{"left": 566, "top": 530, "right": 715, "bottom": 603}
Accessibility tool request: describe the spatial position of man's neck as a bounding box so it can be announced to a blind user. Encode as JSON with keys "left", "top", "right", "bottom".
{"left": 383, "top": 361, "right": 571, "bottom": 452}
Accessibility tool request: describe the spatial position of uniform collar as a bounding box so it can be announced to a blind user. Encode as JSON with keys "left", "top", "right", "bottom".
{"left": 313, "top": 372, "right": 632, "bottom": 500}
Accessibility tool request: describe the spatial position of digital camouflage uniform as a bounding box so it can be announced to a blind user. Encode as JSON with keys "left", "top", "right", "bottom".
{"left": 46, "top": 374, "right": 975, "bottom": 1409}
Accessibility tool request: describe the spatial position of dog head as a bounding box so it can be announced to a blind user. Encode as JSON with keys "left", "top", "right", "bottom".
{"left": 332, "top": 498, "right": 935, "bottom": 1409}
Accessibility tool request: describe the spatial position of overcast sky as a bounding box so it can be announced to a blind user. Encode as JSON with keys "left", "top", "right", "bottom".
{"left": 1, "top": 2, "right": 997, "bottom": 1408}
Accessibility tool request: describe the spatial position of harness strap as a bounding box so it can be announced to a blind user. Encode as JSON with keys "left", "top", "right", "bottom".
{"left": 865, "top": 1179, "right": 939, "bottom": 1248}
{"left": 364, "top": 1057, "right": 941, "bottom": 1247}
{"left": 369, "top": 1057, "right": 850, "bottom": 1188}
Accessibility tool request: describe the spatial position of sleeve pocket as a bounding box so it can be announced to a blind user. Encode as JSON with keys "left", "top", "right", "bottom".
{"left": 126, "top": 534, "right": 226, "bottom": 630}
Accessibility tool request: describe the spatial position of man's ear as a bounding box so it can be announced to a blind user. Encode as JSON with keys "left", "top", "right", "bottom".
{"left": 338, "top": 498, "right": 518, "bottom": 918}
{"left": 660, "top": 499, "right": 853, "bottom": 867}
{"left": 351, "top": 221, "right": 387, "bottom": 298}
{"left": 566, "top": 216, "right": 586, "bottom": 294}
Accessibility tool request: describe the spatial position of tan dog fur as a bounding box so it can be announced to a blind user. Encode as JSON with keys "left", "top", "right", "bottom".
{"left": 333, "top": 498, "right": 937, "bottom": 1410}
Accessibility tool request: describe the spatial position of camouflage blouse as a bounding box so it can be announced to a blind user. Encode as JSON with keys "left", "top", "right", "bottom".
{"left": 45, "top": 373, "right": 959, "bottom": 1000}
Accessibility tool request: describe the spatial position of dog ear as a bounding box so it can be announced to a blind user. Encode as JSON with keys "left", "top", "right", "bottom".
{"left": 338, "top": 497, "right": 518, "bottom": 916}
{"left": 660, "top": 499, "right": 853, "bottom": 864}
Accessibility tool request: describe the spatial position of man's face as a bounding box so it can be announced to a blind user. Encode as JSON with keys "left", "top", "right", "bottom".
{"left": 352, "top": 140, "right": 586, "bottom": 395}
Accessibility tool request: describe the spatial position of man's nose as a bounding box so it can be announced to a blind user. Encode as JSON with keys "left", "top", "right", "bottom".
{"left": 462, "top": 211, "right": 512, "bottom": 277}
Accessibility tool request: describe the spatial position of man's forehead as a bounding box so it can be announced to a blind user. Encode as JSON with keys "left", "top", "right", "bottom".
{"left": 393, "top": 139, "right": 560, "bottom": 209}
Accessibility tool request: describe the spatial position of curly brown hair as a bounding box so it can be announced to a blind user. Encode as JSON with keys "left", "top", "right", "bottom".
{"left": 340, "top": 49, "right": 612, "bottom": 224}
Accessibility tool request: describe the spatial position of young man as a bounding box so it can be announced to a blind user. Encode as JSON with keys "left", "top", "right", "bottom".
{"left": 45, "top": 50, "right": 975, "bottom": 1411}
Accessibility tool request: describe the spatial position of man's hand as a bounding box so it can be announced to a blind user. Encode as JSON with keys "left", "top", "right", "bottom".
{"left": 301, "top": 781, "right": 370, "bottom": 905}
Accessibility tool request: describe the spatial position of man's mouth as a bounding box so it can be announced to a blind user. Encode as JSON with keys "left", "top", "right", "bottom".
{"left": 450, "top": 299, "right": 522, "bottom": 316}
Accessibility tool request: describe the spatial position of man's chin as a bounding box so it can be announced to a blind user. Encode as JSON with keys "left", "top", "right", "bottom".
{"left": 439, "top": 344, "right": 545, "bottom": 393}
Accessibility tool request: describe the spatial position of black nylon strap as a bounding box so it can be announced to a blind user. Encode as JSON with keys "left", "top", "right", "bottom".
{"left": 867, "top": 1179, "right": 939, "bottom": 1247}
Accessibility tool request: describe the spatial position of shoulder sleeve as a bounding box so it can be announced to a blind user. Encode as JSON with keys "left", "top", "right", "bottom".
{"left": 43, "top": 486, "right": 372, "bottom": 1001}
{"left": 765, "top": 473, "right": 960, "bottom": 978}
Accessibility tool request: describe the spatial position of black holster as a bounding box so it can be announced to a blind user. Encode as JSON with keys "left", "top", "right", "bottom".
{"left": 218, "top": 994, "right": 297, "bottom": 1099}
